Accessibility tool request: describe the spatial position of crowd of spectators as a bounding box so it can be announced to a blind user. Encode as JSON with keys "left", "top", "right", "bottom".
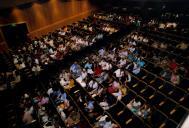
{"left": 0, "top": 12, "right": 123, "bottom": 91}
{"left": 129, "top": 31, "right": 189, "bottom": 85}
{"left": 2, "top": 8, "right": 189, "bottom": 128}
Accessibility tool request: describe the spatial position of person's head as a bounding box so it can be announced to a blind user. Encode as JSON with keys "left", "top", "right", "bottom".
{"left": 134, "top": 98, "right": 140, "bottom": 103}
{"left": 105, "top": 117, "right": 111, "bottom": 122}
{"left": 172, "top": 58, "right": 176, "bottom": 63}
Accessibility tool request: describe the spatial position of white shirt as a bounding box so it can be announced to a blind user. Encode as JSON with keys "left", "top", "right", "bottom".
{"left": 76, "top": 77, "right": 86, "bottom": 88}
{"left": 87, "top": 69, "right": 94, "bottom": 74}
{"left": 47, "top": 88, "right": 53, "bottom": 95}
{"left": 20, "top": 62, "right": 26, "bottom": 69}
{"left": 101, "top": 62, "right": 112, "bottom": 71}
{"left": 114, "top": 69, "right": 124, "bottom": 78}
{"left": 133, "top": 101, "right": 141, "bottom": 108}
{"left": 88, "top": 80, "right": 98, "bottom": 89}
{"left": 128, "top": 47, "right": 135, "bottom": 53}
{"left": 119, "top": 59, "right": 126, "bottom": 67}
{"left": 99, "top": 49, "right": 105, "bottom": 56}
{"left": 129, "top": 41, "right": 136, "bottom": 46}
{"left": 132, "top": 63, "right": 141, "bottom": 75}
{"left": 119, "top": 51, "right": 128, "bottom": 58}
{"left": 13, "top": 58, "right": 18, "bottom": 64}
{"left": 81, "top": 71, "right": 87, "bottom": 79}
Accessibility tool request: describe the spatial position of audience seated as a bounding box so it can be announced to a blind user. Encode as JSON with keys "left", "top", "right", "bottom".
{"left": 3, "top": 9, "right": 189, "bottom": 128}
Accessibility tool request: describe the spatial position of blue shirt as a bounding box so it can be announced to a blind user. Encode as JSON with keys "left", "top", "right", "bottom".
{"left": 85, "top": 62, "right": 92, "bottom": 69}
{"left": 137, "top": 60, "right": 145, "bottom": 67}
{"left": 60, "top": 93, "right": 67, "bottom": 101}
{"left": 87, "top": 101, "right": 94, "bottom": 110}
{"left": 70, "top": 63, "right": 80, "bottom": 73}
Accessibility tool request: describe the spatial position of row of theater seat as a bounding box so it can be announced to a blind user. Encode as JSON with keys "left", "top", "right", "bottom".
{"left": 64, "top": 30, "right": 188, "bottom": 128}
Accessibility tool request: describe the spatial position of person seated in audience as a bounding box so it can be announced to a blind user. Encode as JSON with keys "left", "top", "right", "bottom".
{"left": 95, "top": 71, "right": 109, "bottom": 84}
{"left": 169, "top": 58, "right": 178, "bottom": 72}
{"left": 64, "top": 76, "right": 75, "bottom": 90}
{"left": 136, "top": 57, "right": 145, "bottom": 68}
{"left": 129, "top": 39, "right": 137, "bottom": 46}
{"left": 85, "top": 99, "right": 95, "bottom": 112}
{"left": 99, "top": 48, "right": 106, "bottom": 57}
{"left": 119, "top": 49, "right": 128, "bottom": 58}
{"left": 171, "top": 71, "right": 180, "bottom": 85}
{"left": 95, "top": 115, "right": 118, "bottom": 128}
{"left": 38, "top": 107, "right": 49, "bottom": 124}
{"left": 159, "top": 57, "right": 169, "bottom": 69}
{"left": 160, "top": 69, "right": 172, "bottom": 80}
{"left": 127, "top": 98, "right": 142, "bottom": 114}
{"left": 140, "top": 104, "right": 151, "bottom": 119}
{"left": 10, "top": 70, "right": 21, "bottom": 85}
{"left": 99, "top": 98, "right": 110, "bottom": 110}
{"left": 117, "top": 58, "right": 127, "bottom": 68}
{"left": 87, "top": 80, "right": 103, "bottom": 97}
{"left": 81, "top": 69, "right": 88, "bottom": 80}
{"left": 60, "top": 77, "right": 69, "bottom": 87}
{"left": 138, "top": 35, "right": 144, "bottom": 42}
{"left": 178, "top": 63, "right": 188, "bottom": 77}
{"left": 159, "top": 42, "right": 167, "bottom": 49}
{"left": 37, "top": 95, "right": 49, "bottom": 106}
{"left": 143, "top": 37, "right": 149, "bottom": 43}
{"left": 22, "top": 104, "right": 35, "bottom": 125}
{"left": 18, "top": 61, "right": 26, "bottom": 70}
{"left": 112, "top": 85, "right": 127, "bottom": 101}
{"left": 151, "top": 42, "right": 158, "bottom": 49}
{"left": 127, "top": 62, "right": 141, "bottom": 75}
{"left": 114, "top": 68, "right": 124, "bottom": 79}
{"left": 133, "top": 33, "right": 139, "bottom": 41}
{"left": 111, "top": 87, "right": 122, "bottom": 101}
{"left": 13, "top": 55, "right": 19, "bottom": 65}
{"left": 32, "top": 64, "right": 41, "bottom": 76}
{"left": 76, "top": 69, "right": 87, "bottom": 88}
{"left": 64, "top": 110, "right": 80, "bottom": 127}
{"left": 176, "top": 41, "right": 188, "bottom": 50}
{"left": 47, "top": 86, "right": 53, "bottom": 96}
{"left": 106, "top": 52, "right": 116, "bottom": 62}
{"left": 128, "top": 45, "right": 136, "bottom": 53}
{"left": 84, "top": 60, "right": 93, "bottom": 70}
{"left": 99, "top": 60, "right": 112, "bottom": 71}
{"left": 70, "top": 62, "right": 82, "bottom": 77}
{"left": 94, "top": 64, "right": 102, "bottom": 77}
{"left": 121, "top": 71, "right": 131, "bottom": 85}
{"left": 107, "top": 80, "right": 120, "bottom": 93}
{"left": 58, "top": 107, "right": 66, "bottom": 121}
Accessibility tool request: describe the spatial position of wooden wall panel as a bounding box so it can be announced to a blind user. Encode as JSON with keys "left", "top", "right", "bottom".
{"left": 0, "top": 0, "right": 95, "bottom": 37}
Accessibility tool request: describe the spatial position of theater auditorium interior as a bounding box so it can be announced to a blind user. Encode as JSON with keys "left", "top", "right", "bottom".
{"left": 0, "top": 0, "right": 189, "bottom": 128}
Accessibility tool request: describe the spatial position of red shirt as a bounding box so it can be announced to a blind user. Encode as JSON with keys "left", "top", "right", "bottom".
{"left": 170, "top": 62, "right": 178, "bottom": 70}
{"left": 94, "top": 66, "right": 102, "bottom": 76}
{"left": 107, "top": 86, "right": 116, "bottom": 93}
